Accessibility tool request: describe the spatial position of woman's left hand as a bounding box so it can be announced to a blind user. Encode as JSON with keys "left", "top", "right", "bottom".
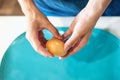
{"left": 61, "top": 9, "right": 99, "bottom": 58}
{"left": 59, "top": 0, "right": 111, "bottom": 59}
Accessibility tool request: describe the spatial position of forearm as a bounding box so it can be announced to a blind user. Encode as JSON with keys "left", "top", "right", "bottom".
{"left": 18, "top": 0, "right": 44, "bottom": 18}
{"left": 84, "top": 0, "right": 112, "bottom": 19}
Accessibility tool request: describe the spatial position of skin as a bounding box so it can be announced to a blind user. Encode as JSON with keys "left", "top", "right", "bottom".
{"left": 18, "top": 0, "right": 62, "bottom": 57}
{"left": 18, "top": 0, "right": 111, "bottom": 58}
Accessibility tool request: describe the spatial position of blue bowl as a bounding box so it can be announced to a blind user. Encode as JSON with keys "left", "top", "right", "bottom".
{"left": 0, "top": 27, "right": 120, "bottom": 80}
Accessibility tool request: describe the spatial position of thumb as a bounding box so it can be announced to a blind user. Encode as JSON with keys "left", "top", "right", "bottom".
{"left": 47, "top": 24, "right": 62, "bottom": 39}
{"left": 64, "top": 33, "right": 79, "bottom": 51}
{"left": 62, "top": 28, "right": 72, "bottom": 41}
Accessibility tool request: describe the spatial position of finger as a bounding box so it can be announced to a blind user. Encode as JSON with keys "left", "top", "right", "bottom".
{"left": 62, "top": 29, "right": 72, "bottom": 42}
{"left": 47, "top": 24, "right": 62, "bottom": 39}
{"left": 31, "top": 32, "right": 54, "bottom": 57}
{"left": 62, "top": 28, "right": 72, "bottom": 39}
{"left": 38, "top": 31, "right": 47, "bottom": 48}
{"left": 26, "top": 30, "right": 54, "bottom": 57}
{"left": 62, "top": 31, "right": 92, "bottom": 58}
{"left": 62, "top": 28, "right": 73, "bottom": 42}
{"left": 64, "top": 22, "right": 87, "bottom": 51}
{"left": 38, "top": 45, "right": 54, "bottom": 57}
{"left": 64, "top": 35, "right": 78, "bottom": 51}
{"left": 62, "top": 18, "right": 76, "bottom": 40}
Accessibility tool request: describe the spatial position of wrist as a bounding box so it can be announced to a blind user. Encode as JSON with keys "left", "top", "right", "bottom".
{"left": 18, "top": 0, "right": 40, "bottom": 18}
{"left": 84, "top": 0, "right": 112, "bottom": 18}
{"left": 82, "top": 8, "right": 100, "bottom": 21}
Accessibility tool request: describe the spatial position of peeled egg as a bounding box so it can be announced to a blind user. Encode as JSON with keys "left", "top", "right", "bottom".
{"left": 46, "top": 38, "right": 66, "bottom": 56}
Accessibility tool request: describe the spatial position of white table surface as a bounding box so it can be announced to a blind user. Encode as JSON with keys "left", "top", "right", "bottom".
{"left": 0, "top": 16, "right": 120, "bottom": 62}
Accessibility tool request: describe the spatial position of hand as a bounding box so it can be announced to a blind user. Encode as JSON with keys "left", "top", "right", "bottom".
{"left": 60, "top": 0, "right": 111, "bottom": 59}
{"left": 26, "top": 12, "right": 61, "bottom": 57}
{"left": 61, "top": 9, "right": 99, "bottom": 58}
{"left": 18, "top": 0, "right": 111, "bottom": 59}
{"left": 18, "top": 0, "right": 62, "bottom": 57}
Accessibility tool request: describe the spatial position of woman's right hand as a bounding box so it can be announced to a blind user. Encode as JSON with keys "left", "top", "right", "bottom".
{"left": 26, "top": 13, "right": 61, "bottom": 57}
{"left": 18, "top": 0, "right": 62, "bottom": 57}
